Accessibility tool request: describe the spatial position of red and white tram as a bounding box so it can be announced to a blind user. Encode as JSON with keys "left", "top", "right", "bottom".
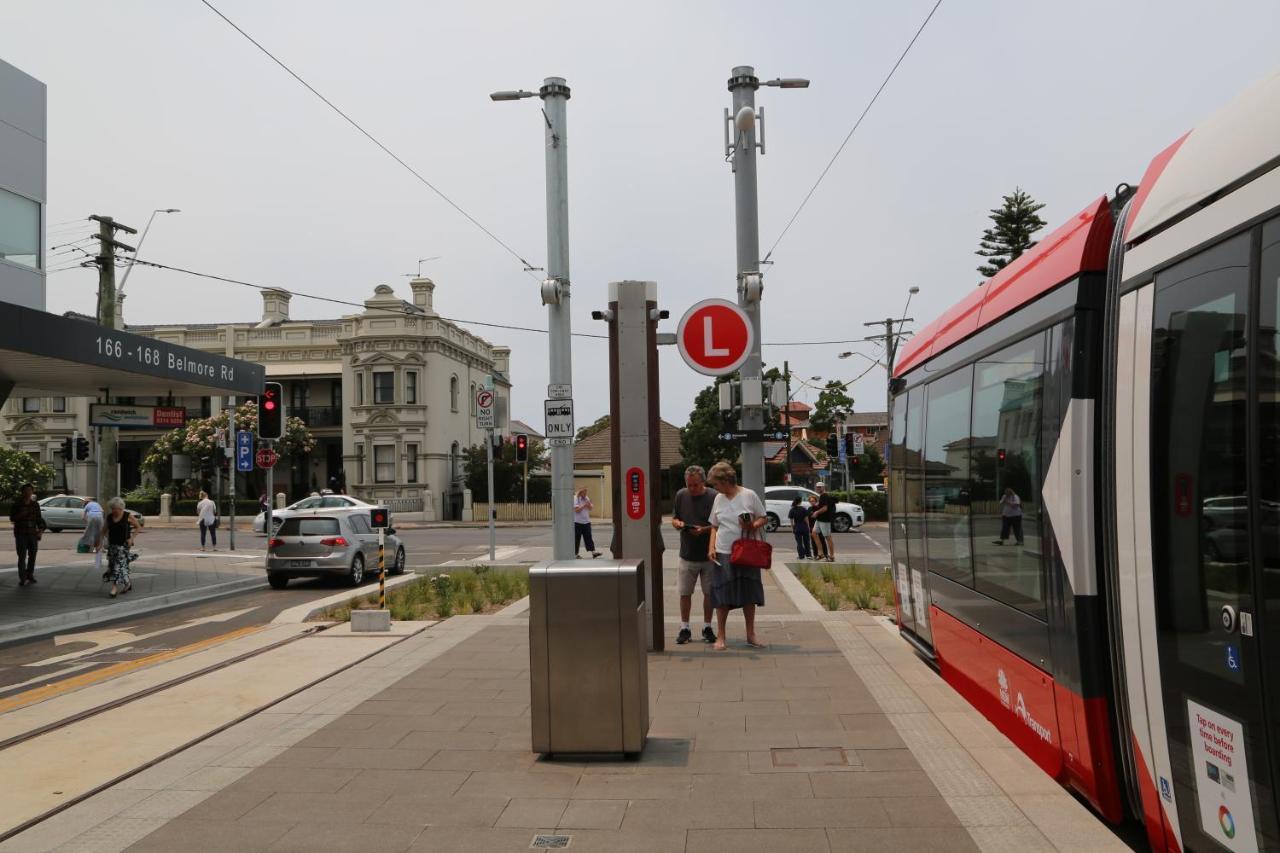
{"left": 889, "top": 69, "right": 1280, "bottom": 852}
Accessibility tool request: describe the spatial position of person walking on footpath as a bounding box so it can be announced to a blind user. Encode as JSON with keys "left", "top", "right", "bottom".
{"left": 671, "top": 465, "right": 718, "bottom": 645}
{"left": 99, "top": 498, "right": 141, "bottom": 598}
{"left": 573, "top": 488, "right": 601, "bottom": 558}
{"left": 705, "top": 461, "right": 768, "bottom": 651}
{"left": 789, "top": 496, "right": 812, "bottom": 559}
{"left": 9, "top": 483, "right": 46, "bottom": 586}
{"left": 812, "top": 482, "right": 838, "bottom": 562}
{"left": 80, "top": 497, "right": 106, "bottom": 579}
{"left": 995, "top": 487, "right": 1025, "bottom": 546}
{"left": 196, "top": 490, "right": 219, "bottom": 551}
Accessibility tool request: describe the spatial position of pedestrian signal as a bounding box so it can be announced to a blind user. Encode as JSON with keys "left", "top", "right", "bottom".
{"left": 75, "top": 436, "right": 90, "bottom": 461}
{"left": 60, "top": 437, "right": 74, "bottom": 461}
{"left": 515, "top": 433, "right": 529, "bottom": 463}
{"left": 369, "top": 507, "right": 390, "bottom": 529}
{"left": 843, "top": 433, "right": 855, "bottom": 455}
{"left": 258, "top": 381, "right": 284, "bottom": 440}
{"left": 851, "top": 455, "right": 860, "bottom": 466}
{"left": 826, "top": 434, "right": 839, "bottom": 456}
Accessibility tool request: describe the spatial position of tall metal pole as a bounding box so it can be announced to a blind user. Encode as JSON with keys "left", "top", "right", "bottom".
{"left": 541, "top": 77, "right": 575, "bottom": 560}
{"left": 264, "top": 445, "right": 274, "bottom": 540}
{"left": 783, "top": 361, "right": 792, "bottom": 483}
{"left": 729, "top": 66, "right": 765, "bottom": 501}
{"left": 486, "top": 428, "right": 496, "bottom": 562}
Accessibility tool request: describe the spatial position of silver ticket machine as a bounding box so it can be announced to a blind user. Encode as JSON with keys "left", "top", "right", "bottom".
{"left": 529, "top": 559, "right": 649, "bottom": 756}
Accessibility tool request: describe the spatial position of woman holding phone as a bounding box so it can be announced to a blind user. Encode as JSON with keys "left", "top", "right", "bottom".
{"left": 705, "top": 461, "right": 769, "bottom": 650}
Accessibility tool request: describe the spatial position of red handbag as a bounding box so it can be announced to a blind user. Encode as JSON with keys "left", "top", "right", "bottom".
{"left": 730, "top": 526, "right": 773, "bottom": 570}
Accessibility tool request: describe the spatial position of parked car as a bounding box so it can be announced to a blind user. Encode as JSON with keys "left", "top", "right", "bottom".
{"left": 265, "top": 508, "right": 405, "bottom": 589}
{"left": 38, "top": 495, "right": 145, "bottom": 532}
{"left": 253, "top": 493, "right": 379, "bottom": 533}
{"left": 853, "top": 483, "right": 886, "bottom": 493}
{"left": 763, "top": 486, "right": 864, "bottom": 533}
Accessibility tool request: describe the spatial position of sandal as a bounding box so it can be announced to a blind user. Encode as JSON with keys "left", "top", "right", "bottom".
{"left": 746, "top": 638, "right": 769, "bottom": 649}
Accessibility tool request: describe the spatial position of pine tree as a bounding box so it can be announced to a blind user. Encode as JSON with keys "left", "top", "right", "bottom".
{"left": 976, "top": 187, "right": 1047, "bottom": 280}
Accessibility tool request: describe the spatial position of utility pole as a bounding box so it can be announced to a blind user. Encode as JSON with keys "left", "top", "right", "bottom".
{"left": 783, "top": 361, "right": 792, "bottom": 483}
{"left": 90, "top": 215, "right": 137, "bottom": 502}
{"left": 541, "top": 78, "right": 574, "bottom": 560}
{"left": 863, "top": 316, "right": 913, "bottom": 421}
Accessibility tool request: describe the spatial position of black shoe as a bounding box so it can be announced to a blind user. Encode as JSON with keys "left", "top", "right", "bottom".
{"left": 702, "top": 626, "right": 717, "bottom": 644}
{"left": 591, "top": 551, "right": 601, "bottom": 558}
{"left": 102, "top": 571, "right": 112, "bottom": 582}
{"left": 676, "top": 627, "right": 692, "bottom": 645}
{"left": 17, "top": 578, "right": 26, "bottom": 587}
{"left": 27, "top": 576, "right": 36, "bottom": 584}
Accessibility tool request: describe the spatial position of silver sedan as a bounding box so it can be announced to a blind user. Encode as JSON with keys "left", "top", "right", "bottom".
{"left": 266, "top": 508, "right": 405, "bottom": 589}
{"left": 253, "top": 493, "right": 378, "bottom": 533}
{"left": 38, "top": 495, "right": 145, "bottom": 532}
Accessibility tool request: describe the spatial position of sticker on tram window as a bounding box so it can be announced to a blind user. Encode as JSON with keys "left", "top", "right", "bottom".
{"left": 1186, "top": 699, "right": 1258, "bottom": 853}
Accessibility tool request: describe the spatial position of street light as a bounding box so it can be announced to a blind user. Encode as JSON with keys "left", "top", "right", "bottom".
{"left": 762, "top": 78, "right": 811, "bottom": 88}
{"left": 116, "top": 208, "right": 180, "bottom": 324}
{"left": 489, "top": 90, "right": 535, "bottom": 101}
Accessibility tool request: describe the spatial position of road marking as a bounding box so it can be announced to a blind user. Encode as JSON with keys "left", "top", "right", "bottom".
{"left": 0, "top": 625, "right": 265, "bottom": 714}
{"left": 29, "top": 607, "right": 261, "bottom": 667}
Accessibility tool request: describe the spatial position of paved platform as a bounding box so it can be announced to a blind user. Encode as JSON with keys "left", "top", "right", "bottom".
{"left": 0, "top": 559, "right": 1128, "bottom": 852}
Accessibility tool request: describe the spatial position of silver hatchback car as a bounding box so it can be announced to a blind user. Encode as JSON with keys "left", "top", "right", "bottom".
{"left": 266, "top": 509, "right": 405, "bottom": 590}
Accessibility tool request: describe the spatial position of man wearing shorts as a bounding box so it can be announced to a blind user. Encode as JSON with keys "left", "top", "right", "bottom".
{"left": 672, "top": 465, "right": 717, "bottom": 645}
{"left": 813, "top": 482, "right": 838, "bottom": 562}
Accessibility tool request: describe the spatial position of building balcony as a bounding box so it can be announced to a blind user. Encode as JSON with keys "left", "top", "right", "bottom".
{"left": 296, "top": 406, "right": 343, "bottom": 428}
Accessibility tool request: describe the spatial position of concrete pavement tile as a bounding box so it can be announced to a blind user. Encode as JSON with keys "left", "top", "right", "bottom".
{"left": 235, "top": 765, "right": 361, "bottom": 793}
{"left": 0, "top": 787, "right": 152, "bottom": 853}
{"left": 119, "top": 789, "right": 213, "bottom": 820}
{"left": 796, "top": 728, "right": 907, "bottom": 749}
{"left": 322, "top": 747, "right": 435, "bottom": 770}
{"left": 657, "top": 688, "right": 742, "bottom": 703}
{"left": 690, "top": 772, "right": 813, "bottom": 800}
{"left": 745, "top": 714, "right": 846, "bottom": 732}
{"left": 175, "top": 786, "right": 274, "bottom": 821}
{"left": 745, "top": 750, "right": 862, "bottom": 774}
{"left": 296, "top": 727, "right": 407, "bottom": 749}
{"left": 541, "top": 829, "right": 689, "bottom": 852}
{"left": 455, "top": 770, "right": 581, "bottom": 799}
{"left": 57, "top": 817, "right": 168, "bottom": 853}
{"left": 492, "top": 731, "right": 534, "bottom": 751}
{"left": 558, "top": 799, "right": 627, "bottom": 829}
{"left": 827, "top": 827, "right": 981, "bottom": 853}
{"left": 462, "top": 715, "right": 532, "bottom": 734}
{"left": 570, "top": 773, "right": 692, "bottom": 799}
{"left": 125, "top": 818, "right": 296, "bottom": 852}
{"left": 1009, "top": 794, "right": 1132, "bottom": 851}
{"left": 883, "top": 796, "right": 963, "bottom": 826}
{"left": 687, "top": 827, "right": 831, "bottom": 853}
{"left": 754, "top": 797, "right": 891, "bottom": 828}
{"left": 349, "top": 699, "right": 447, "bottom": 716}
{"left": 115, "top": 758, "right": 212, "bottom": 791}
{"left": 395, "top": 729, "right": 499, "bottom": 750}
{"left": 169, "top": 764, "right": 254, "bottom": 791}
{"left": 649, "top": 700, "right": 700, "bottom": 717}
{"left": 695, "top": 730, "right": 799, "bottom": 751}
{"left": 963, "top": 825, "right": 1059, "bottom": 852}
{"left": 406, "top": 827, "right": 559, "bottom": 853}
{"left": 423, "top": 750, "right": 538, "bottom": 772}
{"left": 944, "top": 796, "right": 1031, "bottom": 828}
{"left": 698, "top": 700, "right": 789, "bottom": 717}
{"left": 261, "top": 746, "right": 340, "bottom": 767}
{"left": 437, "top": 701, "right": 527, "bottom": 717}
{"left": 341, "top": 769, "right": 469, "bottom": 798}
{"left": 312, "top": 712, "right": 381, "bottom": 731}
{"left": 494, "top": 798, "right": 568, "bottom": 828}
{"left": 620, "top": 799, "right": 754, "bottom": 830}
{"left": 838, "top": 713, "right": 899, "bottom": 733}
{"left": 628, "top": 749, "right": 748, "bottom": 774}
{"left": 370, "top": 714, "right": 474, "bottom": 734}
{"left": 266, "top": 821, "right": 422, "bottom": 853}
{"left": 365, "top": 794, "right": 509, "bottom": 827}
{"left": 971, "top": 748, "right": 1065, "bottom": 796}
{"left": 241, "top": 790, "right": 392, "bottom": 824}
{"left": 811, "top": 770, "right": 938, "bottom": 798}
{"left": 856, "top": 748, "right": 921, "bottom": 771}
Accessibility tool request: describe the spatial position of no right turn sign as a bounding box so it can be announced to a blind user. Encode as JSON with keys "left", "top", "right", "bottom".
{"left": 476, "top": 389, "right": 495, "bottom": 429}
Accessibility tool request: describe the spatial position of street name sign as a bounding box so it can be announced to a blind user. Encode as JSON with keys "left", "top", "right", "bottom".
{"left": 544, "top": 399, "right": 575, "bottom": 446}
{"left": 676, "top": 299, "right": 754, "bottom": 376}
{"left": 547, "top": 383, "right": 572, "bottom": 400}
{"left": 476, "top": 389, "right": 496, "bottom": 430}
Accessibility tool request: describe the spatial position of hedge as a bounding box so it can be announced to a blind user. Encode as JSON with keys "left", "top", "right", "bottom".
{"left": 831, "top": 489, "right": 887, "bottom": 522}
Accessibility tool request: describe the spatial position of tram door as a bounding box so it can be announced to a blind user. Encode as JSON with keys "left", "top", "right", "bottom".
{"left": 1150, "top": 232, "right": 1278, "bottom": 853}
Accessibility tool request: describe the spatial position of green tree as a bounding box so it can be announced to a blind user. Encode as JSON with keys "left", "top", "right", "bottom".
{"left": 680, "top": 383, "right": 739, "bottom": 469}
{"left": 464, "top": 438, "right": 550, "bottom": 502}
{"left": 0, "top": 446, "right": 55, "bottom": 501}
{"left": 141, "top": 402, "right": 315, "bottom": 480}
{"left": 809, "top": 381, "right": 855, "bottom": 435}
{"left": 976, "top": 187, "right": 1047, "bottom": 279}
{"left": 575, "top": 414, "right": 610, "bottom": 442}
{"left": 849, "top": 444, "right": 884, "bottom": 483}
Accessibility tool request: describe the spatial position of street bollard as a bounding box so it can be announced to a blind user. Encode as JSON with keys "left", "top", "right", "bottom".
{"left": 378, "top": 527, "right": 386, "bottom": 610}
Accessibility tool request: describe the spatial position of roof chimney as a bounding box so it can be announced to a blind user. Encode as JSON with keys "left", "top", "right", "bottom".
{"left": 261, "top": 288, "right": 291, "bottom": 324}
{"left": 409, "top": 277, "right": 436, "bottom": 314}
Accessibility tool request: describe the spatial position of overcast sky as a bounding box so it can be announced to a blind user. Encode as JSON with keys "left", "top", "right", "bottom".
{"left": 6, "top": 1, "right": 1279, "bottom": 430}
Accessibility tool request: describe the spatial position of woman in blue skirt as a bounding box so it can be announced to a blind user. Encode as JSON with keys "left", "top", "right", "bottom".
{"left": 705, "top": 461, "right": 769, "bottom": 650}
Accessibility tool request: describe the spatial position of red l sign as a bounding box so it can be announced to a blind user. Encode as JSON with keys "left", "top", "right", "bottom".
{"left": 625, "top": 467, "right": 646, "bottom": 520}
{"left": 676, "top": 299, "right": 754, "bottom": 376}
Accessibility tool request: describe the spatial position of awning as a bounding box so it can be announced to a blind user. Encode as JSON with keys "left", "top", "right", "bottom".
{"left": 264, "top": 362, "right": 343, "bottom": 377}
{"left": 0, "top": 300, "right": 264, "bottom": 398}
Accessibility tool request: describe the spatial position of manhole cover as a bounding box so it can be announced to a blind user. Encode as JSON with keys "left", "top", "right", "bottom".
{"left": 771, "top": 747, "right": 850, "bottom": 768}
{"left": 531, "top": 835, "right": 571, "bottom": 849}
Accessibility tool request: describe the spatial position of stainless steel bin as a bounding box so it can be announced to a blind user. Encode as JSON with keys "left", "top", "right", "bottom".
{"left": 529, "top": 559, "right": 649, "bottom": 756}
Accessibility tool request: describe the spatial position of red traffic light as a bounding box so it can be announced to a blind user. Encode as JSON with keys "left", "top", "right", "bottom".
{"left": 369, "top": 507, "right": 390, "bottom": 529}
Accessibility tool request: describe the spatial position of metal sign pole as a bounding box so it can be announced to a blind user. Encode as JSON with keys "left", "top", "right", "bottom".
{"left": 228, "top": 414, "right": 236, "bottom": 552}
{"left": 378, "top": 527, "right": 386, "bottom": 609}
{"left": 486, "top": 429, "right": 496, "bottom": 561}
{"left": 265, "top": 440, "right": 273, "bottom": 540}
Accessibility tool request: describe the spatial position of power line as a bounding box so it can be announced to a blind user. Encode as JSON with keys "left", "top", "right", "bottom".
{"left": 761, "top": 0, "right": 944, "bottom": 265}
{"left": 198, "top": 0, "right": 541, "bottom": 279}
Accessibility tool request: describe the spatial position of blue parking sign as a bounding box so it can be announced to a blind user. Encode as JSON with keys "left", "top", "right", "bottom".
{"left": 236, "top": 430, "right": 254, "bottom": 473}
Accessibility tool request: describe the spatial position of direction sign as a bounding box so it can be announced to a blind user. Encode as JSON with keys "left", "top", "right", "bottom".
{"left": 676, "top": 299, "right": 754, "bottom": 376}
{"left": 255, "top": 447, "right": 279, "bottom": 469}
{"left": 236, "top": 430, "right": 254, "bottom": 473}
{"left": 717, "top": 428, "right": 789, "bottom": 442}
{"left": 476, "top": 388, "right": 496, "bottom": 430}
{"left": 544, "top": 399, "right": 574, "bottom": 446}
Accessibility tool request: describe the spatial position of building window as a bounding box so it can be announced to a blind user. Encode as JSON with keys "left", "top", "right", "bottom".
{"left": 52, "top": 397, "right": 66, "bottom": 413}
{"left": 406, "top": 443, "right": 418, "bottom": 483}
{"left": 450, "top": 376, "right": 459, "bottom": 412}
{"left": 331, "top": 380, "right": 342, "bottom": 409}
{"left": 373, "top": 371, "right": 395, "bottom": 405}
{"left": 374, "top": 445, "right": 395, "bottom": 483}
{"left": 405, "top": 371, "right": 418, "bottom": 405}
{"left": 22, "top": 397, "right": 39, "bottom": 413}
{"left": 469, "top": 382, "right": 477, "bottom": 416}
{"left": 0, "top": 187, "right": 40, "bottom": 270}
{"left": 450, "top": 441, "right": 461, "bottom": 482}
{"left": 356, "top": 372, "right": 364, "bottom": 406}
{"left": 354, "top": 442, "right": 365, "bottom": 482}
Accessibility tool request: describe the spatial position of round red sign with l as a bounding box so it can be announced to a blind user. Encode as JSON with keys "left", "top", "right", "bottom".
{"left": 676, "top": 299, "right": 754, "bottom": 376}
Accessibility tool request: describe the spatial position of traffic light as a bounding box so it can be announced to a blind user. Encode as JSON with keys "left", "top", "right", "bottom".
{"left": 826, "top": 434, "right": 839, "bottom": 456}
{"left": 369, "top": 507, "right": 390, "bottom": 529}
{"left": 60, "top": 437, "right": 73, "bottom": 461}
{"left": 844, "top": 433, "right": 855, "bottom": 455}
{"left": 851, "top": 455, "right": 860, "bottom": 467}
{"left": 997, "top": 448, "right": 1006, "bottom": 464}
{"left": 258, "top": 381, "right": 284, "bottom": 440}
{"left": 515, "top": 433, "right": 529, "bottom": 463}
{"left": 75, "top": 436, "right": 90, "bottom": 461}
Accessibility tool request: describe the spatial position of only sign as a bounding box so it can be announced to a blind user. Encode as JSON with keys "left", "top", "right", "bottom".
{"left": 676, "top": 298, "right": 754, "bottom": 376}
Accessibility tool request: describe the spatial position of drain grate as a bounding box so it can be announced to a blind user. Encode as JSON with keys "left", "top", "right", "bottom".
{"left": 531, "top": 835, "right": 571, "bottom": 849}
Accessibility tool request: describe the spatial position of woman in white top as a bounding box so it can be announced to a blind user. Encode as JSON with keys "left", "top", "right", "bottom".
{"left": 705, "top": 461, "right": 769, "bottom": 651}
{"left": 196, "top": 490, "right": 218, "bottom": 551}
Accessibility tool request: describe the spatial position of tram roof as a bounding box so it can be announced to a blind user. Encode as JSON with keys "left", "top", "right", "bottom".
{"left": 894, "top": 195, "right": 1114, "bottom": 378}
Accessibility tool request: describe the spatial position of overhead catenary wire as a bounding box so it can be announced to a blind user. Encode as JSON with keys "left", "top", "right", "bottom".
{"left": 761, "top": 0, "right": 944, "bottom": 266}
{"left": 197, "top": 0, "right": 541, "bottom": 280}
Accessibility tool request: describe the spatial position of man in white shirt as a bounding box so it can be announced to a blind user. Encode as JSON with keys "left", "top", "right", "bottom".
{"left": 573, "top": 489, "right": 601, "bottom": 558}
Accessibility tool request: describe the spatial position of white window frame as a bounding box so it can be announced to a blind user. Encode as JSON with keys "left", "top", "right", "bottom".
{"left": 374, "top": 444, "right": 395, "bottom": 483}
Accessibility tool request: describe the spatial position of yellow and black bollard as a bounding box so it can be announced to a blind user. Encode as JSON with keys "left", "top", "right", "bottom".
{"left": 378, "top": 528, "right": 386, "bottom": 610}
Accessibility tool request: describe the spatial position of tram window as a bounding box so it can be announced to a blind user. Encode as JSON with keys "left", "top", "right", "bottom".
{"left": 923, "top": 369, "right": 973, "bottom": 586}
{"left": 969, "top": 333, "right": 1047, "bottom": 618}
{"left": 904, "top": 388, "right": 927, "bottom": 599}
{"left": 889, "top": 396, "right": 907, "bottom": 517}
